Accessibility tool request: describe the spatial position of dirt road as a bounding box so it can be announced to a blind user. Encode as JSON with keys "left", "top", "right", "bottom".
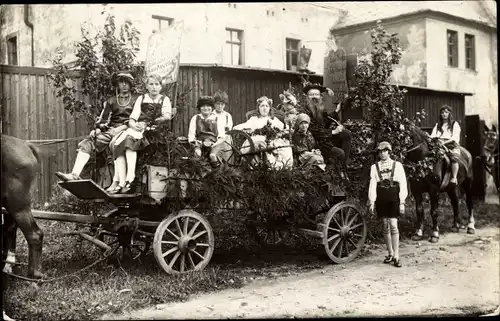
{"left": 101, "top": 226, "right": 500, "bottom": 319}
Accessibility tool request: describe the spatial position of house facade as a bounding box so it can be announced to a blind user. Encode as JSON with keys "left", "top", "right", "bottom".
{"left": 328, "top": 1, "right": 498, "bottom": 126}
{"left": 0, "top": 3, "right": 343, "bottom": 74}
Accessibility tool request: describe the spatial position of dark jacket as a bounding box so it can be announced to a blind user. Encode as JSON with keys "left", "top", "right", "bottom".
{"left": 292, "top": 130, "right": 318, "bottom": 155}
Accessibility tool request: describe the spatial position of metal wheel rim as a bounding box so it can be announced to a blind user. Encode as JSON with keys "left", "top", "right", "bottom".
{"left": 153, "top": 210, "right": 214, "bottom": 274}
{"left": 322, "top": 201, "right": 367, "bottom": 264}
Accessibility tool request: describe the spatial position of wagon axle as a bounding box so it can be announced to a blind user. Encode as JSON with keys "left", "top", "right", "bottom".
{"left": 178, "top": 236, "right": 198, "bottom": 253}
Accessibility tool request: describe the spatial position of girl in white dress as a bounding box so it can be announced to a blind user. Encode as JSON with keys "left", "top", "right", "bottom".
{"left": 430, "top": 105, "right": 462, "bottom": 184}
{"left": 233, "top": 96, "right": 293, "bottom": 170}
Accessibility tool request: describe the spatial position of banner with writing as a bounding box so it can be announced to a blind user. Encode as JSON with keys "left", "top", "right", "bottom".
{"left": 145, "top": 21, "right": 184, "bottom": 84}
{"left": 323, "top": 47, "right": 348, "bottom": 104}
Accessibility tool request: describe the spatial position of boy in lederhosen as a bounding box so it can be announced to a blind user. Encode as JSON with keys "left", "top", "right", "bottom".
{"left": 368, "top": 141, "right": 408, "bottom": 267}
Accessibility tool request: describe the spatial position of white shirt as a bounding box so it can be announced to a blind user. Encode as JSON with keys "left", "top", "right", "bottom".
{"left": 130, "top": 94, "right": 172, "bottom": 121}
{"left": 233, "top": 116, "right": 285, "bottom": 131}
{"left": 214, "top": 110, "right": 233, "bottom": 139}
{"left": 430, "top": 121, "right": 461, "bottom": 144}
{"left": 368, "top": 159, "right": 408, "bottom": 205}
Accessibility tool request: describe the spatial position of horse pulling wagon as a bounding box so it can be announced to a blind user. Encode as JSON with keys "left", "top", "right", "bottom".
{"left": 24, "top": 128, "right": 367, "bottom": 275}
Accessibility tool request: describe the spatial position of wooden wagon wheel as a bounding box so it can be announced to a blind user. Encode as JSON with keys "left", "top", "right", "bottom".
{"left": 222, "top": 130, "right": 256, "bottom": 166}
{"left": 153, "top": 209, "right": 214, "bottom": 274}
{"left": 321, "top": 201, "right": 367, "bottom": 264}
{"left": 249, "top": 211, "right": 291, "bottom": 247}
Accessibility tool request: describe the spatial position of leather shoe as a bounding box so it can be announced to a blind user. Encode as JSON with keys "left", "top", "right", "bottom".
{"left": 105, "top": 181, "right": 120, "bottom": 192}
{"left": 108, "top": 186, "right": 124, "bottom": 195}
{"left": 120, "top": 181, "right": 135, "bottom": 194}
{"left": 55, "top": 172, "right": 81, "bottom": 181}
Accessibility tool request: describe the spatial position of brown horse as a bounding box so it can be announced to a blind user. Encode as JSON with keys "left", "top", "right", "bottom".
{"left": 1, "top": 134, "right": 44, "bottom": 278}
{"left": 406, "top": 126, "right": 475, "bottom": 243}
{"left": 480, "top": 124, "right": 498, "bottom": 191}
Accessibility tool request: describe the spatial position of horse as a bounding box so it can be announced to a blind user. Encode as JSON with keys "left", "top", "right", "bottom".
{"left": 1, "top": 134, "right": 44, "bottom": 279}
{"left": 405, "top": 126, "right": 475, "bottom": 243}
{"left": 480, "top": 124, "right": 499, "bottom": 192}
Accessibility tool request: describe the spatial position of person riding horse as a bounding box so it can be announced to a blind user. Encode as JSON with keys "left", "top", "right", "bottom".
{"left": 430, "top": 105, "right": 462, "bottom": 185}
{"left": 297, "top": 83, "right": 352, "bottom": 180}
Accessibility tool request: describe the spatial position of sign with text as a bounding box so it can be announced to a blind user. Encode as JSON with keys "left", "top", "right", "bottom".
{"left": 323, "top": 48, "right": 348, "bottom": 105}
{"left": 145, "top": 21, "right": 184, "bottom": 84}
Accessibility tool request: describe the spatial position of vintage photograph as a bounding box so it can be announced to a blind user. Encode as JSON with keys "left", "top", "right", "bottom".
{"left": 1, "top": 2, "right": 498, "bottom": 320}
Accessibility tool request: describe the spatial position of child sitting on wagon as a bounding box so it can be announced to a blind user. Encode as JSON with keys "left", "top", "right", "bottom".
{"left": 188, "top": 96, "right": 223, "bottom": 167}
{"left": 109, "top": 73, "right": 173, "bottom": 194}
{"left": 291, "top": 113, "right": 326, "bottom": 171}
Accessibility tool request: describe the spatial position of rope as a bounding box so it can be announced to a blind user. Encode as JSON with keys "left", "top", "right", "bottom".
{"left": 3, "top": 245, "right": 119, "bottom": 284}
{"left": 27, "top": 135, "right": 88, "bottom": 146}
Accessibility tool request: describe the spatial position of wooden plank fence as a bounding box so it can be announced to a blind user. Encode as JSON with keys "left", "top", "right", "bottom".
{"left": 1, "top": 65, "right": 90, "bottom": 204}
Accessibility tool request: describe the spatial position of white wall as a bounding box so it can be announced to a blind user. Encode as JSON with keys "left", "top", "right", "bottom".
{"left": 1, "top": 3, "right": 343, "bottom": 74}
{"left": 426, "top": 17, "right": 498, "bottom": 126}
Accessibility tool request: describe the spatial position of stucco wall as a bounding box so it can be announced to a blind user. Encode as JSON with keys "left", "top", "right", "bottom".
{"left": 332, "top": 18, "right": 427, "bottom": 87}
{"left": 1, "top": 5, "right": 32, "bottom": 66}
{"left": 426, "top": 17, "right": 498, "bottom": 126}
{"left": 1, "top": 3, "right": 342, "bottom": 74}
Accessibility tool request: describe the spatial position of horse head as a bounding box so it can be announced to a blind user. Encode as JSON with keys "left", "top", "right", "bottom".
{"left": 481, "top": 124, "right": 498, "bottom": 170}
{"left": 405, "top": 125, "right": 432, "bottom": 163}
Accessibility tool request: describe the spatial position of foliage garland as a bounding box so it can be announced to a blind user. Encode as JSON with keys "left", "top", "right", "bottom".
{"left": 137, "top": 127, "right": 344, "bottom": 226}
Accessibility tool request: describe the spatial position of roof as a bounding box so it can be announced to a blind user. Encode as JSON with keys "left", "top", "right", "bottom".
{"left": 178, "top": 64, "right": 473, "bottom": 96}
{"left": 179, "top": 63, "right": 323, "bottom": 77}
{"left": 327, "top": 1, "right": 496, "bottom": 31}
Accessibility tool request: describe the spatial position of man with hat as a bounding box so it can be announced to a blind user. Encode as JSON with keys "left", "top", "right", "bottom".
{"left": 368, "top": 141, "right": 408, "bottom": 268}
{"left": 56, "top": 71, "right": 139, "bottom": 182}
{"left": 299, "top": 82, "right": 353, "bottom": 179}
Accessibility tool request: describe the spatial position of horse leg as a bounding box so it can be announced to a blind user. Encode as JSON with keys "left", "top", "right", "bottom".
{"left": 429, "top": 192, "right": 440, "bottom": 243}
{"left": 463, "top": 177, "right": 476, "bottom": 234}
{"left": 2, "top": 213, "right": 17, "bottom": 274}
{"left": 8, "top": 206, "right": 44, "bottom": 279}
{"left": 447, "top": 186, "right": 462, "bottom": 233}
{"left": 411, "top": 188, "right": 425, "bottom": 241}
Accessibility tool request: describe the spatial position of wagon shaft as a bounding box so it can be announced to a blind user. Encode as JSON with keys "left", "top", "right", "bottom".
{"left": 32, "top": 210, "right": 159, "bottom": 228}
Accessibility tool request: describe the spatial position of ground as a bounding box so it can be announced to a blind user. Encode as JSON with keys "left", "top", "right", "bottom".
{"left": 100, "top": 226, "right": 500, "bottom": 319}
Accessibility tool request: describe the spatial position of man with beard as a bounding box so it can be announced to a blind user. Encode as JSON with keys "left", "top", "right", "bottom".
{"left": 298, "top": 83, "right": 352, "bottom": 180}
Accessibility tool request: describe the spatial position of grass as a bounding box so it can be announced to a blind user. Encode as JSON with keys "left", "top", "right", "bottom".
{"left": 3, "top": 194, "right": 500, "bottom": 321}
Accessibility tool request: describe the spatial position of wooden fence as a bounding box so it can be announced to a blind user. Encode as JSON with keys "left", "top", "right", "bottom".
{"left": 1, "top": 64, "right": 321, "bottom": 204}
{"left": 1, "top": 65, "right": 90, "bottom": 204}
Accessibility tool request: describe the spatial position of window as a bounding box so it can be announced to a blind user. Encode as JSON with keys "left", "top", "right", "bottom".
{"left": 285, "top": 38, "right": 300, "bottom": 71}
{"left": 7, "top": 35, "right": 18, "bottom": 66}
{"left": 447, "top": 30, "right": 458, "bottom": 68}
{"left": 152, "top": 15, "right": 173, "bottom": 33}
{"left": 223, "top": 28, "right": 243, "bottom": 65}
{"left": 465, "top": 34, "right": 476, "bottom": 71}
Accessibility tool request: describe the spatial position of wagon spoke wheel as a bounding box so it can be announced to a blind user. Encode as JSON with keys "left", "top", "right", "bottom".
{"left": 322, "top": 201, "right": 367, "bottom": 264}
{"left": 153, "top": 210, "right": 214, "bottom": 274}
{"left": 223, "top": 130, "right": 256, "bottom": 167}
{"left": 250, "top": 212, "right": 290, "bottom": 247}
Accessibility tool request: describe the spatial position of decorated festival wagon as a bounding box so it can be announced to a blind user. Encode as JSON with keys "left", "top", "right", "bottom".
{"left": 32, "top": 123, "right": 368, "bottom": 275}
